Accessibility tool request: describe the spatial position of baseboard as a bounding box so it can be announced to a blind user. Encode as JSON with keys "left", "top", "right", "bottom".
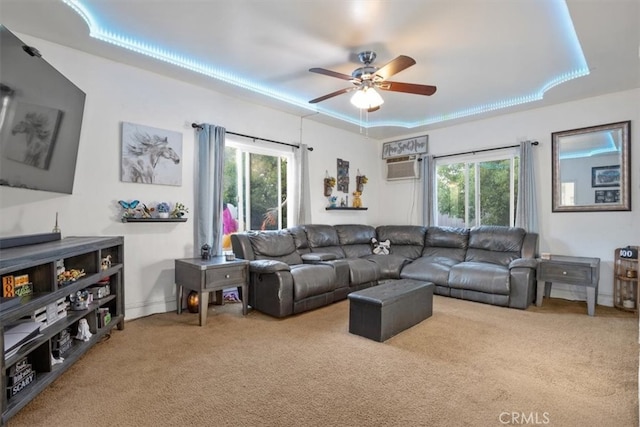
{"left": 125, "top": 298, "right": 177, "bottom": 320}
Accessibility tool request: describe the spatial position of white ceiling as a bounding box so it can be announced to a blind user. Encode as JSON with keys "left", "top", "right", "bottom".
{"left": 1, "top": 0, "right": 638, "bottom": 140}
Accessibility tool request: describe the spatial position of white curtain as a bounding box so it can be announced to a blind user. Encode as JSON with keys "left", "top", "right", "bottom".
{"left": 515, "top": 140, "right": 538, "bottom": 232}
{"left": 421, "top": 155, "right": 435, "bottom": 226}
{"left": 294, "top": 144, "right": 311, "bottom": 225}
{"left": 196, "top": 124, "right": 225, "bottom": 255}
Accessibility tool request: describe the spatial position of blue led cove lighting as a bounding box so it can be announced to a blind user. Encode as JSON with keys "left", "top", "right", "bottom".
{"left": 62, "top": 0, "right": 589, "bottom": 129}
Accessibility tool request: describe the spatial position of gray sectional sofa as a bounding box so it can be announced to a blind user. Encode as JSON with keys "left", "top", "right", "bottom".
{"left": 231, "top": 224, "right": 538, "bottom": 318}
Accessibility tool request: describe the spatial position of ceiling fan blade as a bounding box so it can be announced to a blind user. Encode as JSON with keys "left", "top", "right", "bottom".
{"left": 377, "top": 81, "right": 437, "bottom": 96}
{"left": 309, "top": 67, "right": 354, "bottom": 81}
{"left": 374, "top": 55, "right": 416, "bottom": 80}
{"left": 309, "top": 87, "right": 355, "bottom": 104}
{"left": 367, "top": 106, "right": 380, "bottom": 113}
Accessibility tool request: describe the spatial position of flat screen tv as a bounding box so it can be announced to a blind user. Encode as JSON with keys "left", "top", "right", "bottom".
{"left": 0, "top": 25, "right": 85, "bottom": 194}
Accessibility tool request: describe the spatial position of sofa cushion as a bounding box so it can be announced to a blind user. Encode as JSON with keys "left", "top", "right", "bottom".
{"left": 364, "top": 254, "right": 409, "bottom": 280}
{"left": 303, "top": 224, "right": 346, "bottom": 258}
{"left": 288, "top": 226, "right": 310, "bottom": 254}
{"left": 248, "top": 230, "right": 303, "bottom": 265}
{"left": 465, "top": 226, "right": 525, "bottom": 266}
{"left": 421, "top": 226, "right": 469, "bottom": 262}
{"left": 344, "top": 258, "right": 380, "bottom": 285}
{"left": 448, "top": 262, "right": 510, "bottom": 295}
{"left": 400, "top": 256, "right": 458, "bottom": 287}
{"left": 335, "top": 224, "right": 376, "bottom": 258}
{"left": 376, "top": 226, "right": 426, "bottom": 259}
{"left": 290, "top": 264, "right": 336, "bottom": 301}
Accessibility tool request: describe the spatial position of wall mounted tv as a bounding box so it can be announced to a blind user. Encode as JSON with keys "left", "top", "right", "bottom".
{"left": 0, "top": 25, "right": 86, "bottom": 194}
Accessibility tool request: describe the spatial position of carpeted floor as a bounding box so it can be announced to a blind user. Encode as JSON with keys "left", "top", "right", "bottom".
{"left": 8, "top": 296, "right": 639, "bottom": 427}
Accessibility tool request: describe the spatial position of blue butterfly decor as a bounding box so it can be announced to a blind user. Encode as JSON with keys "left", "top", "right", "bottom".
{"left": 118, "top": 200, "right": 140, "bottom": 220}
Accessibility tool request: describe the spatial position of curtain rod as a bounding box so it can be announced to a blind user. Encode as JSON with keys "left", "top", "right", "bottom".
{"left": 191, "top": 123, "right": 313, "bottom": 151}
{"left": 434, "top": 141, "right": 538, "bottom": 159}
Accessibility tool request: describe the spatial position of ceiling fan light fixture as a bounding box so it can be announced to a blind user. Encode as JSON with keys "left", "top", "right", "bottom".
{"left": 350, "top": 87, "right": 384, "bottom": 109}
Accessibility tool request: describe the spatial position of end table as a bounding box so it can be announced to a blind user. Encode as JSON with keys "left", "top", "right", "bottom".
{"left": 536, "top": 255, "right": 600, "bottom": 316}
{"left": 175, "top": 256, "right": 249, "bottom": 326}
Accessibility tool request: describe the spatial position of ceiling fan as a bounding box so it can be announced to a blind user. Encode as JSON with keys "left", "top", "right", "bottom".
{"left": 308, "top": 51, "right": 437, "bottom": 112}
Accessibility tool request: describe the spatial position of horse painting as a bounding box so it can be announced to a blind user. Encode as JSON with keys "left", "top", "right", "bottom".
{"left": 5, "top": 105, "right": 61, "bottom": 169}
{"left": 121, "top": 124, "right": 182, "bottom": 185}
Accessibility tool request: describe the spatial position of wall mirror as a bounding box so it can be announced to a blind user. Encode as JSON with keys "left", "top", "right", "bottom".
{"left": 552, "top": 120, "right": 631, "bottom": 212}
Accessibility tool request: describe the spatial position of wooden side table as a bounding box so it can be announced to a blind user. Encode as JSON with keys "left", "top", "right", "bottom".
{"left": 536, "top": 255, "right": 600, "bottom": 316}
{"left": 175, "top": 256, "right": 249, "bottom": 326}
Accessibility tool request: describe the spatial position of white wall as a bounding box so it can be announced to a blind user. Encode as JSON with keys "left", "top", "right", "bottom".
{"left": 0, "top": 35, "right": 380, "bottom": 319}
{"left": 1, "top": 35, "right": 638, "bottom": 315}
{"left": 377, "top": 88, "right": 640, "bottom": 306}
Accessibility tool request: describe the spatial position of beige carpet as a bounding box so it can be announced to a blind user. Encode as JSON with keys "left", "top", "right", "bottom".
{"left": 9, "top": 297, "right": 638, "bottom": 427}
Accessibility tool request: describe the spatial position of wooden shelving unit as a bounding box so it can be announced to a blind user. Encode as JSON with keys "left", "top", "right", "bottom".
{"left": 613, "top": 246, "right": 639, "bottom": 314}
{"left": 0, "top": 235, "right": 125, "bottom": 423}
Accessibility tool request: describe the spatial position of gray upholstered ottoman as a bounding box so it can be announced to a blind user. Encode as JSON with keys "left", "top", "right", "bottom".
{"left": 348, "top": 279, "right": 434, "bottom": 342}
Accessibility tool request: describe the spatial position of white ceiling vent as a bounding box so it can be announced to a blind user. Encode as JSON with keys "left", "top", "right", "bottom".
{"left": 385, "top": 155, "right": 421, "bottom": 181}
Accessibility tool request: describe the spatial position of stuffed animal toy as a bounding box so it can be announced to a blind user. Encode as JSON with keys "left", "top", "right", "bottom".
{"left": 352, "top": 191, "right": 363, "bottom": 208}
{"left": 371, "top": 237, "right": 391, "bottom": 255}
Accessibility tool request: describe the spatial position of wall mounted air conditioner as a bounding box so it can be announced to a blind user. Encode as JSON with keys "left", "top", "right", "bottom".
{"left": 385, "top": 155, "right": 421, "bottom": 181}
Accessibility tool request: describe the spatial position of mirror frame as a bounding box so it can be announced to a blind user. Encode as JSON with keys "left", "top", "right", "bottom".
{"left": 552, "top": 120, "right": 631, "bottom": 212}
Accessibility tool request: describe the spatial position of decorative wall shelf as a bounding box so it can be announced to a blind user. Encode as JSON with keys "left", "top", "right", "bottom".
{"left": 122, "top": 218, "right": 188, "bottom": 223}
{"left": 325, "top": 207, "right": 368, "bottom": 211}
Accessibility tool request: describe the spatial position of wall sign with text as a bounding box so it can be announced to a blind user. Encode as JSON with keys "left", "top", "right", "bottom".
{"left": 382, "top": 135, "right": 428, "bottom": 159}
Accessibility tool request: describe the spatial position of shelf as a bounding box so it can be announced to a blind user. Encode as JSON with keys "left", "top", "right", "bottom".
{"left": 2, "top": 313, "right": 123, "bottom": 422}
{"left": 122, "top": 218, "right": 187, "bottom": 223}
{"left": 325, "top": 207, "right": 368, "bottom": 211}
{"left": 0, "top": 235, "right": 125, "bottom": 424}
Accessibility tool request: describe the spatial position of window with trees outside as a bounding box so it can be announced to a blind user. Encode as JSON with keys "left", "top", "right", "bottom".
{"left": 222, "top": 139, "right": 293, "bottom": 248}
{"left": 434, "top": 150, "right": 519, "bottom": 228}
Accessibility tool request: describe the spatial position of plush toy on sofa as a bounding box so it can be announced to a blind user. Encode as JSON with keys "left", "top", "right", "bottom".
{"left": 371, "top": 237, "right": 391, "bottom": 255}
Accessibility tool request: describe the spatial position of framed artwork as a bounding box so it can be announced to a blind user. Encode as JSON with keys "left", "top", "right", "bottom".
{"left": 595, "top": 189, "right": 620, "bottom": 204}
{"left": 121, "top": 122, "right": 182, "bottom": 186}
{"left": 3, "top": 101, "right": 61, "bottom": 170}
{"left": 382, "top": 135, "right": 428, "bottom": 159}
{"left": 591, "top": 165, "right": 620, "bottom": 188}
{"left": 337, "top": 158, "right": 349, "bottom": 192}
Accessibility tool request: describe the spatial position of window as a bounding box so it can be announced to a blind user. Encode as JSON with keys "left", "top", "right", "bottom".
{"left": 434, "top": 151, "right": 519, "bottom": 228}
{"left": 223, "top": 139, "right": 293, "bottom": 241}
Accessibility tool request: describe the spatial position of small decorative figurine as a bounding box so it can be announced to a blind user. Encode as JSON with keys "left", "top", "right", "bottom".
{"left": 138, "top": 203, "right": 155, "bottom": 218}
{"left": 352, "top": 191, "right": 362, "bottom": 208}
{"left": 101, "top": 255, "right": 112, "bottom": 271}
{"left": 201, "top": 244, "right": 212, "bottom": 260}
{"left": 75, "top": 319, "right": 92, "bottom": 342}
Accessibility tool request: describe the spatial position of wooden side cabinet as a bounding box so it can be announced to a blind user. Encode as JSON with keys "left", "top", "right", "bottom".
{"left": 613, "top": 246, "right": 639, "bottom": 313}
{"left": 0, "top": 235, "right": 125, "bottom": 424}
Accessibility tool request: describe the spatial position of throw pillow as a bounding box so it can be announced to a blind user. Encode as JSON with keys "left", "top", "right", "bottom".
{"left": 371, "top": 237, "right": 391, "bottom": 255}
